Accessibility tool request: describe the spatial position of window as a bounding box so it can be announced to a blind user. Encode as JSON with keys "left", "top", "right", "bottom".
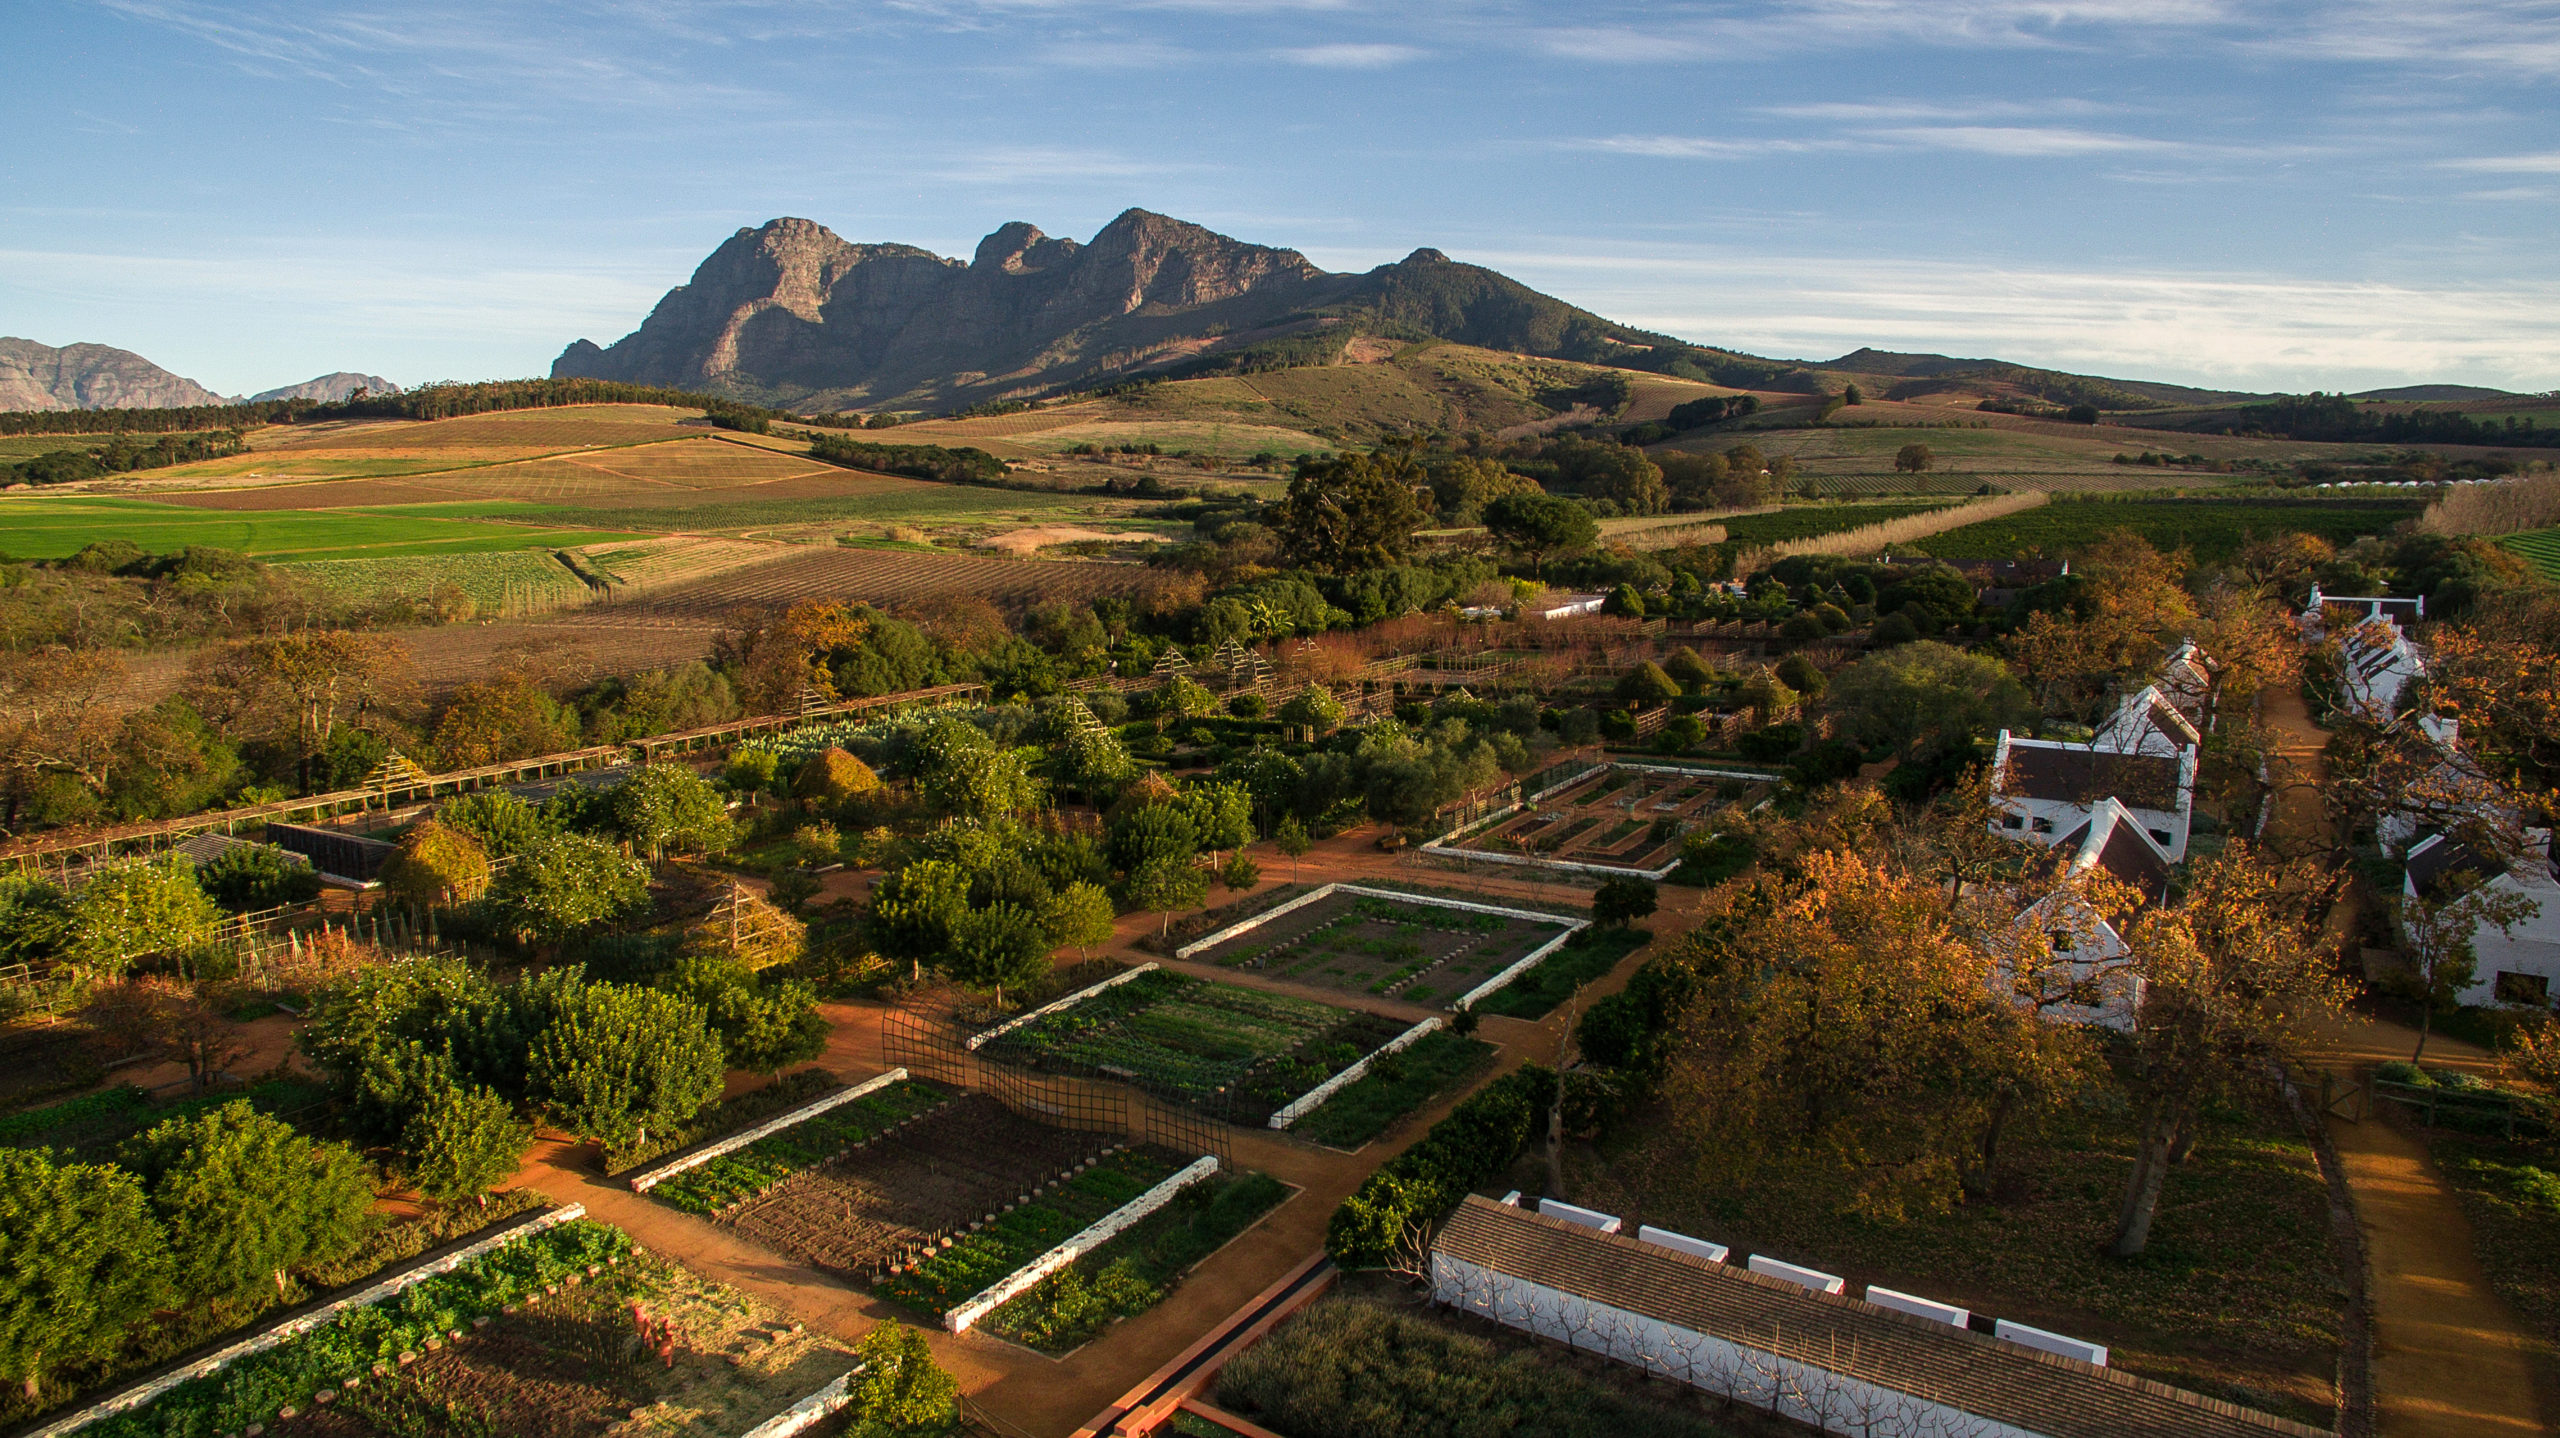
{"left": 2003, "top": 814, "right": 2025, "bottom": 830}
{"left": 2031, "top": 817, "right": 2053, "bottom": 834}
{"left": 2494, "top": 971, "right": 2551, "bottom": 1006}
{"left": 2149, "top": 829, "right": 2172, "bottom": 845}
{"left": 2047, "top": 928, "right": 2077, "bottom": 953}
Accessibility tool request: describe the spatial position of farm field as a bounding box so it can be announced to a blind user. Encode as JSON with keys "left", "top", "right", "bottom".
{"left": 277, "top": 551, "right": 592, "bottom": 612}
{"left": 977, "top": 969, "right": 1407, "bottom": 1124}
{"left": 725, "top": 1094, "right": 1121, "bottom": 1282}
{"left": 1714, "top": 499, "right": 1957, "bottom": 547}
{"left": 1440, "top": 764, "right": 1757, "bottom": 877}
{"left": 565, "top": 542, "right": 1147, "bottom": 622}
{"left": 2502, "top": 526, "right": 2560, "bottom": 582}
{"left": 1906, "top": 494, "right": 2427, "bottom": 562}
{"left": 0, "top": 494, "right": 643, "bottom": 561}
{"left": 1193, "top": 889, "right": 1577, "bottom": 1008}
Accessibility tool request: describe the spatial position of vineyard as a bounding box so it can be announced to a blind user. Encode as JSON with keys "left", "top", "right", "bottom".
{"left": 1715, "top": 500, "right": 1959, "bottom": 547}
{"left": 0, "top": 494, "right": 642, "bottom": 561}
{"left": 276, "top": 551, "right": 592, "bottom": 614}
{"left": 977, "top": 969, "right": 1408, "bottom": 1124}
{"left": 1907, "top": 494, "right": 2428, "bottom": 563}
{"left": 1193, "top": 890, "right": 1574, "bottom": 1008}
{"left": 567, "top": 543, "right": 1149, "bottom": 622}
{"left": 2503, "top": 526, "right": 2560, "bottom": 582}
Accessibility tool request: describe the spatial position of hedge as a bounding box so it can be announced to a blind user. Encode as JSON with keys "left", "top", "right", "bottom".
{"left": 1324, "top": 1064, "right": 1556, "bottom": 1267}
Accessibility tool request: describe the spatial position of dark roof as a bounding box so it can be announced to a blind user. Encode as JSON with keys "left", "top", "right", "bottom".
{"left": 2145, "top": 697, "right": 2197, "bottom": 749}
{"left": 2095, "top": 819, "right": 2172, "bottom": 906}
{"left": 2406, "top": 834, "right": 2495, "bottom": 899}
{"left": 2002, "top": 744, "right": 2182, "bottom": 811}
{"left": 1434, "top": 1198, "right": 2322, "bottom": 1438}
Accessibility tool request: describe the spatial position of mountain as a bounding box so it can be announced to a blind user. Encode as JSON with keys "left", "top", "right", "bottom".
{"left": 554, "top": 209, "right": 1678, "bottom": 411}
{"left": 249, "top": 372, "right": 400, "bottom": 403}
{"left": 1815, "top": 347, "right": 2256, "bottom": 409}
{"left": 2350, "top": 384, "right": 2514, "bottom": 403}
{"left": 0, "top": 337, "right": 233, "bottom": 411}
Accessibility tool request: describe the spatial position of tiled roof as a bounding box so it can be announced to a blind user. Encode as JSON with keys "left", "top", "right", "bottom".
{"left": 2001, "top": 744, "right": 2182, "bottom": 811}
{"left": 2405, "top": 833, "right": 2495, "bottom": 899}
{"left": 1435, "top": 1198, "right": 2323, "bottom": 1438}
{"left": 2095, "top": 820, "right": 2171, "bottom": 906}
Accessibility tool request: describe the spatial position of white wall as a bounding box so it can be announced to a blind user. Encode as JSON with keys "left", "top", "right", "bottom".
{"left": 1431, "top": 1254, "right": 2037, "bottom": 1438}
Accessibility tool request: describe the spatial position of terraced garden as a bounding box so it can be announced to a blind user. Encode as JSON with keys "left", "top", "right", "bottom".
{"left": 1192, "top": 891, "right": 1578, "bottom": 1008}
{"left": 976, "top": 969, "right": 1407, "bottom": 1123}
{"left": 1438, "top": 765, "right": 1748, "bottom": 876}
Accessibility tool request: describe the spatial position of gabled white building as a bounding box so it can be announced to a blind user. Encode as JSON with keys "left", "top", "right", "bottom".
{"left": 2001, "top": 798, "right": 2169, "bottom": 1031}
{"left": 2093, "top": 683, "right": 2202, "bottom": 759}
{"left": 2300, "top": 584, "right": 2424, "bottom": 635}
{"left": 2404, "top": 831, "right": 2560, "bottom": 1008}
{"left": 2338, "top": 617, "right": 2428, "bottom": 723}
{"left": 1990, "top": 730, "right": 2197, "bottom": 861}
{"left": 2156, "top": 638, "right": 2216, "bottom": 723}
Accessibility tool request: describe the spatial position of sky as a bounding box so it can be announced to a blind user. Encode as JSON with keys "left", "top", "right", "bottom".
{"left": 4, "top": 0, "right": 2558, "bottom": 398}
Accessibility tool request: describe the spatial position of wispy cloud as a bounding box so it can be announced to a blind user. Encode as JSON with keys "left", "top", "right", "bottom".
{"left": 1272, "top": 42, "right": 1425, "bottom": 67}
{"left": 1565, "top": 135, "right": 1850, "bottom": 160}
{"left": 1469, "top": 246, "right": 2560, "bottom": 391}
{"left": 2442, "top": 151, "right": 2560, "bottom": 173}
{"left": 1862, "top": 124, "right": 2180, "bottom": 156}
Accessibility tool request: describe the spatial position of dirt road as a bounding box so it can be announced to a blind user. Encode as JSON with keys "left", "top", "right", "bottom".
{"left": 2264, "top": 682, "right": 2556, "bottom": 1436}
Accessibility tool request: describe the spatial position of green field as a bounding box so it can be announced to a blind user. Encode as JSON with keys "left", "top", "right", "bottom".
{"left": 1718, "top": 500, "right": 1957, "bottom": 546}
{"left": 2503, "top": 527, "right": 2560, "bottom": 582}
{"left": 277, "top": 551, "right": 593, "bottom": 609}
{"left": 0, "top": 495, "right": 642, "bottom": 561}
{"left": 1908, "top": 495, "right": 2426, "bottom": 563}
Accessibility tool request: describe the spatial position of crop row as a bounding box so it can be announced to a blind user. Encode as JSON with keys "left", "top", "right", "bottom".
{"left": 92, "top": 1219, "right": 632, "bottom": 1438}
{"left": 869, "top": 1147, "right": 1182, "bottom": 1315}
{"left": 648, "top": 1079, "right": 948, "bottom": 1214}
{"left": 1910, "top": 495, "right": 2426, "bottom": 563}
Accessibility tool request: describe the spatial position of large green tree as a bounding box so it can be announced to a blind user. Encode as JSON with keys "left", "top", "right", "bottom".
{"left": 486, "top": 832, "right": 652, "bottom": 945}
{"left": 1483, "top": 492, "right": 1599, "bottom": 577}
{"left": 867, "top": 858, "right": 973, "bottom": 978}
{"left": 1822, "top": 640, "right": 2032, "bottom": 758}
{"left": 120, "top": 1102, "right": 377, "bottom": 1304}
{"left": 0, "top": 1148, "right": 172, "bottom": 1402}
{"left": 61, "top": 856, "right": 221, "bottom": 976}
{"left": 608, "top": 763, "right": 735, "bottom": 860}
{"left": 949, "top": 901, "right": 1054, "bottom": 1007}
{"left": 1271, "top": 450, "right": 1431, "bottom": 572}
{"left": 526, "top": 982, "right": 724, "bottom": 1148}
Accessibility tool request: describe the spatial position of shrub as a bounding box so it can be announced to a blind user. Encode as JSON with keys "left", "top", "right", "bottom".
{"left": 1222, "top": 851, "right": 1261, "bottom": 891}
{"left": 62, "top": 857, "right": 221, "bottom": 977}
{"left": 1325, "top": 1065, "right": 1556, "bottom": 1266}
{"left": 377, "top": 820, "right": 492, "bottom": 908}
{"left": 792, "top": 747, "right": 881, "bottom": 805}
{"left": 486, "top": 832, "right": 650, "bottom": 945}
{"left": 197, "top": 844, "right": 322, "bottom": 913}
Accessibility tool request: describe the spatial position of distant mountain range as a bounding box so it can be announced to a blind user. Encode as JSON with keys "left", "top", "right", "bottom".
{"left": 0, "top": 338, "right": 393, "bottom": 412}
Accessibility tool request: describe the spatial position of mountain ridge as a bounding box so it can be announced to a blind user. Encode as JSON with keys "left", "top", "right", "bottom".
{"left": 0, "top": 337, "right": 233, "bottom": 412}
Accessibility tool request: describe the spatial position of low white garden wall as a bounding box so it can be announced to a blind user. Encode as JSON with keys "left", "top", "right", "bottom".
{"left": 628, "top": 1070, "right": 910, "bottom": 1193}
{"left": 1266, "top": 1016, "right": 1445, "bottom": 1130}
{"left": 968, "top": 964, "right": 1158, "bottom": 1049}
{"left": 738, "top": 1363, "right": 868, "bottom": 1438}
{"left": 1454, "top": 923, "right": 1589, "bottom": 1010}
{"left": 944, "top": 1156, "right": 1222, "bottom": 1333}
{"left": 32, "top": 1203, "right": 590, "bottom": 1438}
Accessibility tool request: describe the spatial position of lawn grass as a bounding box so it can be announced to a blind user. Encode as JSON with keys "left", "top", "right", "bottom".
{"left": 1291, "top": 1030, "right": 1497, "bottom": 1149}
{"left": 981, "top": 1170, "right": 1290, "bottom": 1353}
{"left": 1216, "top": 1291, "right": 1752, "bottom": 1438}
{"left": 2422, "top": 1128, "right": 2560, "bottom": 1362}
{"left": 0, "top": 494, "right": 642, "bottom": 560}
{"left": 1475, "top": 926, "right": 1649, "bottom": 1020}
{"left": 1571, "top": 1090, "right": 2341, "bottom": 1424}
{"left": 1907, "top": 494, "right": 2425, "bottom": 563}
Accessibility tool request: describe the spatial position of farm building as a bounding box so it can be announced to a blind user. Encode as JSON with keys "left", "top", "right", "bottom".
{"left": 2334, "top": 616, "right": 2429, "bottom": 723}
{"left": 2300, "top": 583, "right": 2424, "bottom": 633}
{"left": 1998, "top": 798, "right": 2169, "bottom": 1032}
{"left": 1428, "top": 1195, "right": 2322, "bottom": 1438}
{"left": 2091, "top": 683, "right": 2200, "bottom": 759}
{"left": 1989, "top": 731, "right": 2196, "bottom": 862}
{"left": 2402, "top": 831, "right": 2560, "bottom": 1008}
{"left": 2156, "top": 638, "right": 2215, "bottom": 721}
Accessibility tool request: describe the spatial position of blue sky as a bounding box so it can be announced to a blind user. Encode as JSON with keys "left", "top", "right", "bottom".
{"left": 4, "top": 0, "right": 2557, "bottom": 397}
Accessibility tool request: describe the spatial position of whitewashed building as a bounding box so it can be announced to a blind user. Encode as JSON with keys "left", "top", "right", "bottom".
{"left": 2092, "top": 683, "right": 2201, "bottom": 760}
{"left": 2000, "top": 799, "right": 2171, "bottom": 1032}
{"left": 1989, "top": 731, "right": 2197, "bottom": 862}
{"left": 2403, "top": 832, "right": 2560, "bottom": 1008}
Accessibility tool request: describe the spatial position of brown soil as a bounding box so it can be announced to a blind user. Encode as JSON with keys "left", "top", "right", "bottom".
{"left": 2265, "top": 681, "right": 2558, "bottom": 1436}
{"left": 978, "top": 525, "right": 1168, "bottom": 555}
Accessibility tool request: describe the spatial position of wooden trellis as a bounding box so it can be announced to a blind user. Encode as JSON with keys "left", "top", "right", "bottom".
{"left": 692, "top": 882, "right": 807, "bottom": 971}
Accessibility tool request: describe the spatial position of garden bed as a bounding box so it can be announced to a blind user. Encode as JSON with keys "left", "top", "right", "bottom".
{"left": 1427, "top": 763, "right": 1767, "bottom": 878}
{"left": 0, "top": 1074, "right": 333, "bottom": 1157}
{"left": 1290, "top": 1030, "right": 1497, "bottom": 1150}
{"left": 1187, "top": 889, "right": 1580, "bottom": 1012}
{"left": 870, "top": 1145, "right": 1190, "bottom": 1318}
{"left": 975, "top": 969, "right": 1408, "bottom": 1124}
{"left": 603, "top": 1067, "right": 842, "bottom": 1175}
{"left": 645, "top": 1077, "right": 949, "bottom": 1213}
{"left": 1473, "top": 927, "right": 1650, "bottom": 1020}
{"left": 978, "top": 1170, "right": 1292, "bottom": 1354}
{"left": 726, "top": 1094, "right": 1123, "bottom": 1282}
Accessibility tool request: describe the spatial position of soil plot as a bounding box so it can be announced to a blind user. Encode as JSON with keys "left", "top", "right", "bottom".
{"left": 729, "top": 1094, "right": 1116, "bottom": 1281}
{"left": 1191, "top": 890, "right": 1577, "bottom": 1009}
{"left": 1443, "top": 765, "right": 1761, "bottom": 875}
